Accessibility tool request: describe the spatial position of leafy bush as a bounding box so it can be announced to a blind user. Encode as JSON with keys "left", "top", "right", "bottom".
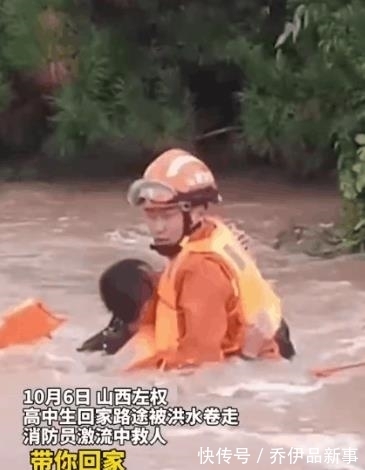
{"left": 239, "top": 0, "right": 365, "bottom": 249}
{"left": 0, "top": 0, "right": 270, "bottom": 159}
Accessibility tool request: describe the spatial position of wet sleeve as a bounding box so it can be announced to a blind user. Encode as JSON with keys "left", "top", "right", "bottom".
{"left": 161, "top": 255, "right": 233, "bottom": 370}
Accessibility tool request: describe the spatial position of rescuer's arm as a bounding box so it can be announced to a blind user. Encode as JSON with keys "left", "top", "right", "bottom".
{"left": 161, "top": 255, "right": 233, "bottom": 370}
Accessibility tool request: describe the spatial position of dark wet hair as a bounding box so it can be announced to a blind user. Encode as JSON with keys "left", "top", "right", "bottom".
{"left": 99, "top": 258, "right": 155, "bottom": 324}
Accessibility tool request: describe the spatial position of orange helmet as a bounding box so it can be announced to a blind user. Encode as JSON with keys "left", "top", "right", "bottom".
{"left": 127, "top": 148, "right": 222, "bottom": 207}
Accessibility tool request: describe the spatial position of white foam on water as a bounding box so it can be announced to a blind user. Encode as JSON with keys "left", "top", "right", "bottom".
{"left": 122, "top": 238, "right": 138, "bottom": 245}
{"left": 253, "top": 395, "right": 290, "bottom": 410}
{"left": 165, "top": 425, "right": 238, "bottom": 439}
{"left": 301, "top": 320, "right": 360, "bottom": 337}
{"left": 0, "top": 221, "right": 39, "bottom": 228}
{"left": 312, "top": 281, "right": 353, "bottom": 290}
{"left": 299, "top": 416, "right": 313, "bottom": 422}
{"left": 104, "top": 228, "right": 153, "bottom": 249}
{"left": 105, "top": 230, "right": 129, "bottom": 243}
{"left": 36, "top": 352, "right": 85, "bottom": 375}
{"left": 210, "top": 380, "right": 323, "bottom": 397}
{"left": 317, "top": 337, "right": 365, "bottom": 364}
{"left": 337, "top": 336, "right": 365, "bottom": 356}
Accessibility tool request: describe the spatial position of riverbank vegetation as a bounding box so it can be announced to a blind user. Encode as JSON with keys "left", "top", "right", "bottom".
{"left": 0, "top": 0, "right": 364, "bottom": 252}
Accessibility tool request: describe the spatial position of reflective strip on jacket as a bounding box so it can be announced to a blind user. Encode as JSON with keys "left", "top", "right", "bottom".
{"left": 122, "top": 217, "right": 283, "bottom": 371}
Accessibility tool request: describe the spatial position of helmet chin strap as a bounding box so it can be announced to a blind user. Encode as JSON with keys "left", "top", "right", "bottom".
{"left": 150, "top": 210, "right": 202, "bottom": 258}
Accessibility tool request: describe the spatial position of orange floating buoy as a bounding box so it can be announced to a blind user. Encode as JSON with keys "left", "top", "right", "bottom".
{"left": 0, "top": 298, "right": 66, "bottom": 349}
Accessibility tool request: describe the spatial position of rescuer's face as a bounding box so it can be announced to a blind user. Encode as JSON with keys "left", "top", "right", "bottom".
{"left": 143, "top": 206, "right": 184, "bottom": 245}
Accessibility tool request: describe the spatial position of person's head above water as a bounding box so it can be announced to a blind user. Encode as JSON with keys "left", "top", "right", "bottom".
{"left": 127, "top": 148, "right": 222, "bottom": 254}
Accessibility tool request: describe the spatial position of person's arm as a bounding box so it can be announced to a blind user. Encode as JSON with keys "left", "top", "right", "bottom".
{"left": 160, "top": 255, "right": 233, "bottom": 370}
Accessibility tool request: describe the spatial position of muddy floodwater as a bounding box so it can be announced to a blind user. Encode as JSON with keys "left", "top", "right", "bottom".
{"left": 0, "top": 174, "right": 364, "bottom": 469}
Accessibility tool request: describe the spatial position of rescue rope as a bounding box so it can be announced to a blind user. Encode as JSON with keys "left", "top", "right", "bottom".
{"left": 311, "top": 360, "right": 365, "bottom": 378}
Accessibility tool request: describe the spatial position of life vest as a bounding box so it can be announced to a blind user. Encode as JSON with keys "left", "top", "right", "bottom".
{"left": 122, "top": 217, "right": 283, "bottom": 370}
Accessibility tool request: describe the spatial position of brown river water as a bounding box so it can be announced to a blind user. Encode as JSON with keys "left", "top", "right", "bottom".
{"left": 0, "top": 174, "right": 364, "bottom": 469}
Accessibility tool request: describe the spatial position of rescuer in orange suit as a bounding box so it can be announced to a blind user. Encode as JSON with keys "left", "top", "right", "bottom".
{"left": 77, "top": 148, "right": 295, "bottom": 371}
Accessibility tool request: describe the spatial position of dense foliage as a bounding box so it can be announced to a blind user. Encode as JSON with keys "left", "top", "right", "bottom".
{"left": 0, "top": 0, "right": 279, "bottom": 156}
{"left": 239, "top": 0, "right": 365, "bottom": 250}
{"left": 0, "top": 0, "right": 364, "bottom": 249}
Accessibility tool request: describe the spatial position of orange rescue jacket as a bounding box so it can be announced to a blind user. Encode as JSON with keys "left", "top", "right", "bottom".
{"left": 121, "top": 217, "right": 283, "bottom": 371}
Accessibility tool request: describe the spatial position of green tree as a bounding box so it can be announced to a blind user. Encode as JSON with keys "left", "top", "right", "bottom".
{"left": 239, "top": 0, "right": 365, "bottom": 251}
{"left": 0, "top": 0, "right": 273, "bottom": 159}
